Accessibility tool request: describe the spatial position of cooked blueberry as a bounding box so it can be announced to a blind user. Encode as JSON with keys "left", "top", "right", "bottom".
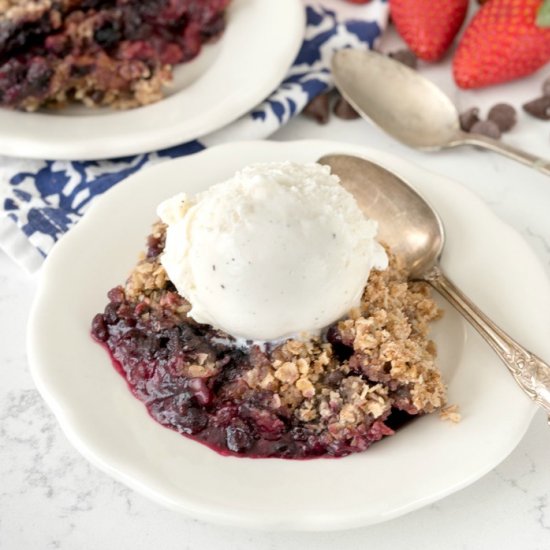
{"left": 225, "top": 424, "right": 252, "bottom": 453}
{"left": 94, "top": 21, "right": 122, "bottom": 48}
{"left": 91, "top": 314, "right": 108, "bottom": 342}
{"left": 26, "top": 59, "right": 52, "bottom": 93}
{"left": 179, "top": 407, "right": 208, "bottom": 434}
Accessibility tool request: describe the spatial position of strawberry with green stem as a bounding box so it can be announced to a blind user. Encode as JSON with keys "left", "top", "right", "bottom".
{"left": 453, "top": 0, "right": 550, "bottom": 89}
{"left": 389, "top": 0, "right": 469, "bottom": 61}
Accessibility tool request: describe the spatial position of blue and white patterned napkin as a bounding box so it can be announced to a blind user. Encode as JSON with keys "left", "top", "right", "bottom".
{"left": 0, "top": 0, "right": 389, "bottom": 272}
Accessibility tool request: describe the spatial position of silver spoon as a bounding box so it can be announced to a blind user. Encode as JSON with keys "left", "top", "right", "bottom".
{"left": 331, "top": 49, "right": 550, "bottom": 177}
{"left": 319, "top": 153, "right": 550, "bottom": 420}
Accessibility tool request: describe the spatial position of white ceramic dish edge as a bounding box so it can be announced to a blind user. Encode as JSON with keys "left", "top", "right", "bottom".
{"left": 0, "top": 0, "right": 305, "bottom": 160}
{"left": 27, "top": 140, "right": 548, "bottom": 531}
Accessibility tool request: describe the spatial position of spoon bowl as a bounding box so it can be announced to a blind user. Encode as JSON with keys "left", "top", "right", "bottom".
{"left": 318, "top": 153, "right": 444, "bottom": 278}
{"left": 331, "top": 49, "right": 461, "bottom": 150}
{"left": 319, "top": 153, "right": 550, "bottom": 421}
{"left": 331, "top": 49, "right": 550, "bottom": 176}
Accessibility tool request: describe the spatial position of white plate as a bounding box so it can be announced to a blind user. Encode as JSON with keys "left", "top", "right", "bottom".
{"left": 0, "top": 0, "right": 304, "bottom": 161}
{"left": 27, "top": 140, "right": 550, "bottom": 531}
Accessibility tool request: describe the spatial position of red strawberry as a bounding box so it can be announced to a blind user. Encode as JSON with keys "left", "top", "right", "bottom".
{"left": 389, "top": 0, "right": 469, "bottom": 61}
{"left": 453, "top": 0, "right": 550, "bottom": 89}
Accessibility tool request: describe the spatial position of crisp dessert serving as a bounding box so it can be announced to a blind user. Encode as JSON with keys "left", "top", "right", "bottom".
{"left": 91, "top": 162, "right": 450, "bottom": 458}
{"left": 0, "top": 0, "right": 229, "bottom": 110}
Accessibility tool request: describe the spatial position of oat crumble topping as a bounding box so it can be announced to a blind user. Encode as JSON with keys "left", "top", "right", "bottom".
{"left": 440, "top": 404, "right": 461, "bottom": 423}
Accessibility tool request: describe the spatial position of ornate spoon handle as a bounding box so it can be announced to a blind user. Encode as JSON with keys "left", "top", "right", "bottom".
{"left": 458, "top": 132, "right": 550, "bottom": 177}
{"left": 423, "top": 265, "right": 550, "bottom": 420}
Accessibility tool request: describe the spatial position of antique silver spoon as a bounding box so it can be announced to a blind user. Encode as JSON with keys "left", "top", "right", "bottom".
{"left": 319, "top": 153, "right": 550, "bottom": 420}
{"left": 331, "top": 49, "right": 550, "bottom": 177}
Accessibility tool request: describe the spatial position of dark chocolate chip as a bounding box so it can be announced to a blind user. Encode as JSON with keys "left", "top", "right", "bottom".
{"left": 302, "top": 92, "right": 330, "bottom": 124}
{"left": 522, "top": 96, "right": 550, "bottom": 120}
{"left": 487, "top": 103, "right": 517, "bottom": 132}
{"left": 388, "top": 48, "right": 418, "bottom": 69}
{"left": 459, "top": 107, "right": 480, "bottom": 132}
{"left": 333, "top": 95, "right": 360, "bottom": 120}
{"left": 542, "top": 77, "right": 550, "bottom": 97}
{"left": 470, "top": 120, "right": 502, "bottom": 139}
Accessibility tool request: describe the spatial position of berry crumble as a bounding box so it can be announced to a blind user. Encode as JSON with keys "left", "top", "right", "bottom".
{"left": 0, "top": 0, "right": 230, "bottom": 110}
{"left": 91, "top": 221, "right": 450, "bottom": 459}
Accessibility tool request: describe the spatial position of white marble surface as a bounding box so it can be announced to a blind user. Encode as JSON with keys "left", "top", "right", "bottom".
{"left": 2, "top": 31, "right": 550, "bottom": 549}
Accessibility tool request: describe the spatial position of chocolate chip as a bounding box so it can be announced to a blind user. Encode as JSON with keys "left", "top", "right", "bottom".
{"left": 487, "top": 103, "right": 517, "bottom": 132}
{"left": 388, "top": 48, "right": 418, "bottom": 69}
{"left": 302, "top": 92, "right": 330, "bottom": 124}
{"left": 470, "top": 120, "right": 502, "bottom": 139}
{"left": 333, "top": 95, "right": 360, "bottom": 120}
{"left": 522, "top": 96, "right": 550, "bottom": 120}
{"left": 459, "top": 107, "right": 480, "bottom": 132}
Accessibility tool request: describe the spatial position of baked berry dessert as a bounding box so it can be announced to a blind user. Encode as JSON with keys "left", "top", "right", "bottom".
{"left": 91, "top": 162, "right": 451, "bottom": 459}
{"left": 0, "top": 0, "right": 230, "bottom": 110}
{"left": 91, "top": 224, "right": 447, "bottom": 458}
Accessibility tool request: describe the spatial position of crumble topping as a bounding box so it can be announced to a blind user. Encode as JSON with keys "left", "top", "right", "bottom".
{"left": 0, "top": 0, "right": 63, "bottom": 22}
{"left": 125, "top": 223, "right": 170, "bottom": 299}
{"left": 440, "top": 404, "right": 461, "bottom": 423}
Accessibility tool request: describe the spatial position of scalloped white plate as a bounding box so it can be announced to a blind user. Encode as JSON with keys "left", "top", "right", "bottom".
{"left": 28, "top": 141, "right": 550, "bottom": 531}
{"left": 0, "top": 0, "right": 304, "bottom": 160}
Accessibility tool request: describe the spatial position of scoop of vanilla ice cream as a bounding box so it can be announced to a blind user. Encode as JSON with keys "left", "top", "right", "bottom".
{"left": 157, "top": 161, "right": 387, "bottom": 342}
